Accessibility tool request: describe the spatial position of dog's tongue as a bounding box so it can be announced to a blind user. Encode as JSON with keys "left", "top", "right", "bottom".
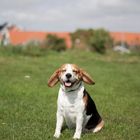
{"left": 65, "top": 82, "right": 72, "bottom": 87}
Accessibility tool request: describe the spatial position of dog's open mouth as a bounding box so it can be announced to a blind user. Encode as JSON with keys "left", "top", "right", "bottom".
{"left": 64, "top": 80, "right": 73, "bottom": 87}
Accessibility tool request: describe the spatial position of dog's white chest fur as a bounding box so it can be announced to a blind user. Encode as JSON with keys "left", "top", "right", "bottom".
{"left": 58, "top": 86, "right": 90, "bottom": 129}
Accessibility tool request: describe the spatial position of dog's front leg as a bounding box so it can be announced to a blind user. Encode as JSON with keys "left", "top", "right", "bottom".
{"left": 73, "top": 114, "right": 84, "bottom": 139}
{"left": 54, "top": 111, "right": 64, "bottom": 139}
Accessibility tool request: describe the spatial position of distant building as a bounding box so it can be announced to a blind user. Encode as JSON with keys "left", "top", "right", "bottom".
{"left": 0, "top": 24, "right": 72, "bottom": 48}
{"left": 0, "top": 23, "right": 140, "bottom": 49}
{"left": 110, "top": 32, "right": 140, "bottom": 48}
{"left": 10, "top": 31, "right": 72, "bottom": 48}
{"left": 0, "top": 22, "right": 10, "bottom": 46}
{"left": 8, "top": 25, "right": 72, "bottom": 48}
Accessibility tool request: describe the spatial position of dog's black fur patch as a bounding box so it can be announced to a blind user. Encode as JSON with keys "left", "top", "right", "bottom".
{"left": 83, "top": 89, "right": 102, "bottom": 130}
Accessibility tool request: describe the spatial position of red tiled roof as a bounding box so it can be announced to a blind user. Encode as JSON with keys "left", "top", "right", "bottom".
{"left": 9, "top": 30, "right": 72, "bottom": 48}
{"left": 1, "top": 29, "right": 140, "bottom": 48}
{"left": 110, "top": 32, "right": 140, "bottom": 46}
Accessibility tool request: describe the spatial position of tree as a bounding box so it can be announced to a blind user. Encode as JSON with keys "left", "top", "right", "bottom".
{"left": 89, "top": 29, "right": 113, "bottom": 53}
{"left": 45, "top": 34, "right": 66, "bottom": 52}
{"left": 70, "top": 29, "right": 94, "bottom": 49}
{"left": 71, "top": 28, "right": 113, "bottom": 53}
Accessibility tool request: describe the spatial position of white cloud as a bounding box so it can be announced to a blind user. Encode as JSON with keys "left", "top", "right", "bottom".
{"left": 0, "top": 0, "right": 140, "bottom": 32}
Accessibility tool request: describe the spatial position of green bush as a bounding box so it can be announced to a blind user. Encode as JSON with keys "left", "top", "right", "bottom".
{"left": 0, "top": 45, "right": 22, "bottom": 56}
{"left": 45, "top": 34, "right": 66, "bottom": 52}
{"left": 70, "top": 29, "right": 94, "bottom": 50}
{"left": 89, "top": 29, "right": 113, "bottom": 53}
{"left": 0, "top": 45, "right": 47, "bottom": 57}
{"left": 71, "top": 28, "right": 113, "bottom": 53}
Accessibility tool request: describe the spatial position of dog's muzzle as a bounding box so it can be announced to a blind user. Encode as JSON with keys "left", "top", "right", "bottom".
{"left": 64, "top": 73, "right": 75, "bottom": 87}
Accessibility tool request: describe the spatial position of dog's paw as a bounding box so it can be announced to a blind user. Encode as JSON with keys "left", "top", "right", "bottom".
{"left": 54, "top": 132, "right": 61, "bottom": 139}
{"left": 73, "top": 133, "right": 81, "bottom": 139}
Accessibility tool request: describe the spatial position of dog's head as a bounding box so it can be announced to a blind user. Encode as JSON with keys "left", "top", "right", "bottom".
{"left": 48, "top": 64, "right": 95, "bottom": 88}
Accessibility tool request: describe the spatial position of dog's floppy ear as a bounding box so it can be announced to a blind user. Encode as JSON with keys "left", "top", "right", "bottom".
{"left": 80, "top": 69, "right": 95, "bottom": 85}
{"left": 48, "top": 69, "right": 60, "bottom": 87}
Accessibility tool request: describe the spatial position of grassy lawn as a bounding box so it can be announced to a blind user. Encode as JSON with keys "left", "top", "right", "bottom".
{"left": 0, "top": 49, "right": 140, "bottom": 140}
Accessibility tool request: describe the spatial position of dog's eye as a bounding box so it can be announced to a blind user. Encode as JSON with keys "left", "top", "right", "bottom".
{"left": 61, "top": 69, "right": 66, "bottom": 72}
{"left": 73, "top": 70, "right": 78, "bottom": 73}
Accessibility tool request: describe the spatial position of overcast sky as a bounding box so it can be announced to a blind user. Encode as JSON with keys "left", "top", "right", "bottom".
{"left": 0, "top": 0, "right": 140, "bottom": 32}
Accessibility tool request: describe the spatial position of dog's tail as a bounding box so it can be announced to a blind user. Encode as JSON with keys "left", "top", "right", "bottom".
{"left": 93, "top": 120, "right": 104, "bottom": 133}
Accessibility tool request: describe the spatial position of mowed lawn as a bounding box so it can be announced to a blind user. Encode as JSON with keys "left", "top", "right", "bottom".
{"left": 0, "top": 50, "right": 139, "bottom": 140}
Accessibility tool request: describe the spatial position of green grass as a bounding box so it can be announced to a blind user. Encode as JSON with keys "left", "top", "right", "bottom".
{"left": 0, "top": 49, "right": 140, "bottom": 140}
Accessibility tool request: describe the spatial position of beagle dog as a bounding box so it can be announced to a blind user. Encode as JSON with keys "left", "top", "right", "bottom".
{"left": 48, "top": 64, "right": 104, "bottom": 139}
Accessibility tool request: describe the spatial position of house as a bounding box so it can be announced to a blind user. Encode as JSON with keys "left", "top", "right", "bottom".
{"left": 1, "top": 24, "right": 140, "bottom": 49}
{"left": 9, "top": 26, "right": 72, "bottom": 48}
{"left": 0, "top": 22, "right": 10, "bottom": 46}
{"left": 0, "top": 24, "right": 72, "bottom": 48}
{"left": 110, "top": 32, "right": 140, "bottom": 47}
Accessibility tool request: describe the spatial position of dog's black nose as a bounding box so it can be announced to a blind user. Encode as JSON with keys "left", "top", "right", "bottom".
{"left": 66, "top": 73, "right": 72, "bottom": 79}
